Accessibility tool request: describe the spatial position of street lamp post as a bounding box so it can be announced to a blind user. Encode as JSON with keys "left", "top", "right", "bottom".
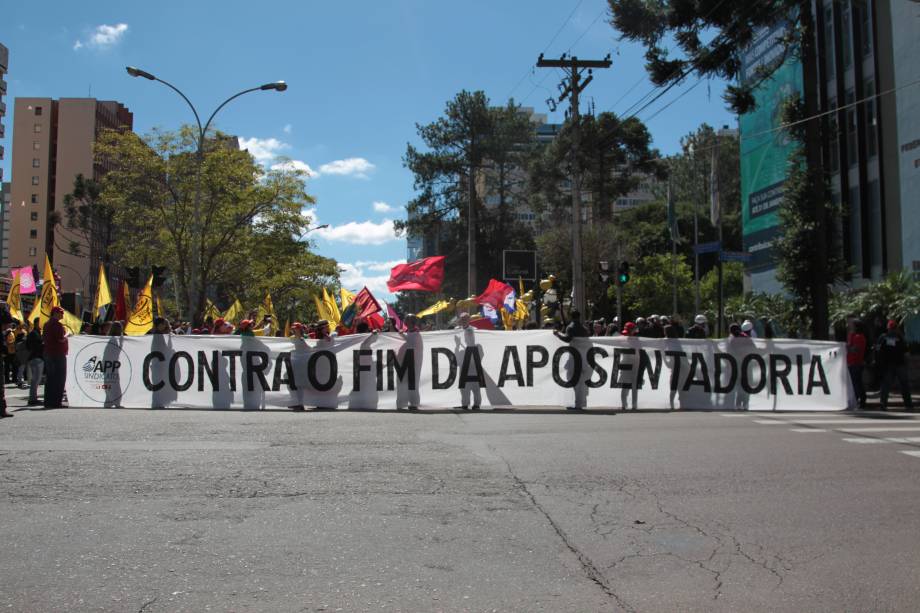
{"left": 125, "top": 66, "right": 286, "bottom": 324}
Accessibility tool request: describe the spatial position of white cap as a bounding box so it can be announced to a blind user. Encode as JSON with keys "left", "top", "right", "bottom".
{"left": 741, "top": 320, "right": 754, "bottom": 332}
{"left": 694, "top": 314, "right": 707, "bottom": 324}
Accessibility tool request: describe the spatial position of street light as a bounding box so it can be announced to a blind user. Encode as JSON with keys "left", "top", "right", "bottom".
{"left": 125, "top": 66, "right": 287, "bottom": 324}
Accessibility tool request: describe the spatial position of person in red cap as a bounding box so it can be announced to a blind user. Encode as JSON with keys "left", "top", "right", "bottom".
{"left": 875, "top": 319, "right": 913, "bottom": 411}
{"left": 621, "top": 321, "right": 638, "bottom": 336}
{"left": 235, "top": 320, "right": 255, "bottom": 337}
{"left": 42, "top": 306, "right": 69, "bottom": 408}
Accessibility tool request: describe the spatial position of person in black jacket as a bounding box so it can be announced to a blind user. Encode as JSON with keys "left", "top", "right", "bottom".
{"left": 0, "top": 302, "right": 19, "bottom": 417}
{"left": 876, "top": 319, "right": 913, "bottom": 411}
{"left": 26, "top": 317, "right": 44, "bottom": 406}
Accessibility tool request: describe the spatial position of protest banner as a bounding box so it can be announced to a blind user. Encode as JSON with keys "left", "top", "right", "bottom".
{"left": 66, "top": 331, "right": 851, "bottom": 411}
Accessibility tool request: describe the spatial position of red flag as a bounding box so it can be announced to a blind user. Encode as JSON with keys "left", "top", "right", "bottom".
{"left": 475, "top": 279, "right": 514, "bottom": 311}
{"left": 366, "top": 313, "right": 385, "bottom": 330}
{"left": 353, "top": 287, "right": 382, "bottom": 320}
{"left": 469, "top": 318, "right": 495, "bottom": 330}
{"left": 387, "top": 256, "right": 446, "bottom": 292}
{"left": 114, "top": 280, "right": 128, "bottom": 321}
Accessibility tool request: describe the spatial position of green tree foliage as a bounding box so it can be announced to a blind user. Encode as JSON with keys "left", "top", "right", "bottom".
{"left": 54, "top": 174, "right": 114, "bottom": 295}
{"left": 399, "top": 91, "right": 538, "bottom": 298}
{"left": 829, "top": 271, "right": 920, "bottom": 331}
{"left": 528, "top": 112, "right": 661, "bottom": 223}
{"left": 774, "top": 98, "right": 847, "bottom": 335}
{"left": 94, "top": 126, "right": 337, "bottom": 321}
{"left": 620, "top": 253, "right": 695, "bottom": 320}
{"left": 607, "top": 0, "right": 811, "bottom": 114}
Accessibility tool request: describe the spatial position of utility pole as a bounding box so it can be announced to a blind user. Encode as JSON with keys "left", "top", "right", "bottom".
{"left": 537, "top": 53, "right": 611, "bottom": 316}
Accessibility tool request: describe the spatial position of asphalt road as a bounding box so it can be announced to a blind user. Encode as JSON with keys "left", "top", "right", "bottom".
{"left": 2, "top": 386, "right": 920, "bottom": 612}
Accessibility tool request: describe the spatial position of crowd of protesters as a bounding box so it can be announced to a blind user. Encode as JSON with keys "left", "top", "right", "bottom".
{"left": 0, "top": 298, "right": 915, "bottom": 414}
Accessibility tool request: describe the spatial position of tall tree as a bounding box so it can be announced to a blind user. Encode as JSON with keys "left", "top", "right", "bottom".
{"left": 399, "top": 91, "right": 537, "bottom": 298}
{"left": 608, "top": 0, "right": 831, "bottom": 338}
{"left": 95, "top": 126, "right": 331, "bottom": 323}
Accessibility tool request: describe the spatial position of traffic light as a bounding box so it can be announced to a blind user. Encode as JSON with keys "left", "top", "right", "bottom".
{"left": 617, "top": 261, "right": 630, "bottom": 286}
{"left": 126, "top": 267, "right": 141, "bottom": 288}
{"left": 152, "top": 266, "right": 168, "bottom": 288}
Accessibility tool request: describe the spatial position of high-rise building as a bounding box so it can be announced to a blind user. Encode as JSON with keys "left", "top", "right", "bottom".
{"left": 0, "top": 43, "right": 8, "bottom": 183}
{"left": 0, "top": 182, "right": 9, "bottom": 277}
{"left": 0, "top": 44, "right": 9, "bottom": 277}
{"left": 8, "top": 98, "right": 133, "bottom": 303}
{"left": 741, "top": 1, "right": 920, "bottom": 292}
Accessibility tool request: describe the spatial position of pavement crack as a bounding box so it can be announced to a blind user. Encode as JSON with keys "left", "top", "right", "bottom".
{"left": 137, "top": 595, "right": 158, "bottom": 613}
{"left": 492, "top": 447, "right": 634, "bottom": 613}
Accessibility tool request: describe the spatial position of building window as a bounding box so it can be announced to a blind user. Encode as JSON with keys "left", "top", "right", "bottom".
{"left": 33, "top": 123, "right": 41, "bottom": 133}
{"left": 34, "top": 106, "right": 43, "bottom": 116}
{"left": 31, "top": 176, "right": 39, "bottom": 185}
{"left": 32, "top": 158, "right": 40, "bottom": 168}
{"left": 824, "top": 6, "right": 835, "bottom": 80}
{"left": 860, "top": 5, "right": 873, "bottom": 57}
{"left": 828, "top": 103, "right": 839, "bottom": 173}
{"left": 30, "top": 212, "right": 38, "bottom": 221}
{"left": 865, "top": 79, "right": 877, "bottom": 158}
{"left": 846, "top": 91, "right": 857, "bottom": 166}
{"left": 30, "top": 194, "right": 38, "bottom": 204}
{"left": 841, "top": 4, "right": 852, "bottom": 70}
{"left": 29, "top": 229, "right": 38, "bottom": 239}
{"left": 33, "top": 141, "right": 40, "bottom": 150}
{"left": 28, "top": 247, "right": 37, "bottom": 257}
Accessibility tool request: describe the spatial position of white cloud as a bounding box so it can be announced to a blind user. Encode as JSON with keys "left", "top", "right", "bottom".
{"left": 372, "top": 201, "right": 395, "bottom": 213}
{"left": 283, "top": 124, "right": 292, "bottom": 134}
{"left": 318, "top": 157, "right": 375, "bottom": 178}
{"left": 355, "top": 259, "right": 406, "bottom": 272}
{"left": 313, "top": 219, "right": 397, "bottom": 245}
{"left": 74, "top": 23, "right": 128, "bottom": 51}
{"left": 338, "top": 260, "right": 405, "bottom": 298}
{"left": 239, "top": 137, "right": 290, "bottom": 162}
{"left": 270, "top": 159, "right": 318, "bottom": 177}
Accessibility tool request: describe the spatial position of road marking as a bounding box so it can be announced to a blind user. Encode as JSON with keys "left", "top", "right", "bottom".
{"left": 900, "top": 451, "right": 920, "bottom": 458}
{"left": 841, "top": 438, "right": 888, "bottom": 444}
{"left": 790, "top": 428, "right": 827, "bottom": 433}
{"left": 885, "top": 437, "right": 920, "bottom": 444}
{"left": 787, "top": 419, "right": 899, "bottom": 425}
{"left": 0, "top": 440, "right": 272, "bottom": 451}
{"left": 719, "top": 414, "right": 747, "bottom": 417}
{"left": 753, "top": 420, "right": 785, "bottom": 425}
{"left": 838, "top": 427, "right": 920, "bottom": 433}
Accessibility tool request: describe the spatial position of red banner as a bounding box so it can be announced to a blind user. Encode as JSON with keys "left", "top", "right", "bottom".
{"left": 387, "top": 256, "right": 446, "bottom": 292}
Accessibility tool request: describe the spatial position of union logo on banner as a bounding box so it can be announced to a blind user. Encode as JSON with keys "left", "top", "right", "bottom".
{"left": 129, "top": 296, "right": 152, "bottom": 326}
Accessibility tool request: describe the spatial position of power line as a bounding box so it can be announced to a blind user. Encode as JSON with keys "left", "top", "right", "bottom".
{"left": 640, "top": 76, "right": 707, "bottom": 123}
{"left": 506, "top": 0, "right": 585, "bottom": 101}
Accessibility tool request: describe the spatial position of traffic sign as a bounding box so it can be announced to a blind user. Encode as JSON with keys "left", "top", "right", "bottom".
{"left": 693, "top": 241, "right": 721, "bottom": 255}
{"left": 720, "top": 250, "right": 753, "bottom": 263}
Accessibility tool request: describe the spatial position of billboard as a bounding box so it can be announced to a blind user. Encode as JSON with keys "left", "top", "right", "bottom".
{"left": 739, "top": 21, "right": 803, "bottom": 285}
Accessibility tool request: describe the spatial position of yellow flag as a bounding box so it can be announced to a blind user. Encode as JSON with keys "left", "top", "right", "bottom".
{"left": 124, "top": 275, "right": 154, "bottom": 336}
{"left": 417, "top": 300, "right": 451, "bottom": 318}
{"left": 62, "top": 309, "right": 84, "bottom": 335}
{"left": 223, "top": 299, "right": 243, "bottom": 324}
{"left": 500, "top": 307, "right": 514, "bottom": 331}
{"left": 257, "top": 293, "right": 277, "bottom": 334}
{"left": 283, "top": 319, "right": 291, "bottom": 338}
{"left": 513, "top": 299, "right": 529, "bottom": 322}
{"left": 156, "top": 295, "right": 164, "bottom": 318}
{"left": 340, "top": 288, "right": 356, "bottom": 311}
{"left": 204, "top": 299, "right": 222, "bottom": 321}
{"left": 94, "top": 264, "right": 112, "bottom": 318}
{"left": 313, "top": 294, "right": 326, "bottom": 322}
{"left": 322, "top": 288, "right": 340, "bottom": 326}
{"left": 7, "top": 270, "right": 23, "bottom": 324}
{"left": 29, "top": 255, "right": 59, "bottom": 328}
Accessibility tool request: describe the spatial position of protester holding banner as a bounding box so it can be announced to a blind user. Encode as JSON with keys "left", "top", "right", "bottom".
{"left": 0, "top": 302, "right": 18, "bottom": 418}
{"left": 42, "top": 306, "right": 69, "bottom": 409}
{"left": 26, "top": 317, "right": 44, "bottom": 406}
{"left": 846, "top": 319, "right": 868, "bottom": 410}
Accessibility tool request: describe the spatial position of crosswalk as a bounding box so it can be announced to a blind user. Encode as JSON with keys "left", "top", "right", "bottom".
{"left": 724, "top": 412, "right": 920, "bottom": 460}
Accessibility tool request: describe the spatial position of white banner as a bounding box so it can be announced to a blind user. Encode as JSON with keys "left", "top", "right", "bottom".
{"left": 65, "top": 331, "right": 852, "bottom": 411}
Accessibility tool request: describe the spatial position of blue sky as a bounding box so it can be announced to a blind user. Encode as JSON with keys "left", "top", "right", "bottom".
{"left": 1, "top": 0, "right": 735, "bottom": 299}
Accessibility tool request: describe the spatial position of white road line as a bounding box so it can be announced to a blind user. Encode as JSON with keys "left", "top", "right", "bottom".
{"left": 839, "top": 426, "right": 920, "bottom": 433}
{"left": 885, "top": 437, "right": 920, "bottom": 443}
{"left": 789, "top": 428, "right": 828, "bottom": 433}
{"left": 841, "top": 438, "right": 889, "bottom": 444}
{"left": 753, "top": 420, "right": 785, "bottom": 425}
{"left": 900, "top": 451, "right": 920, "bottom": 458}
{"left": 789, "top": 419, "right": 900, "bottom": 425}
{"left": 719, "top": 414, "right": 746, "bottom": 417}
